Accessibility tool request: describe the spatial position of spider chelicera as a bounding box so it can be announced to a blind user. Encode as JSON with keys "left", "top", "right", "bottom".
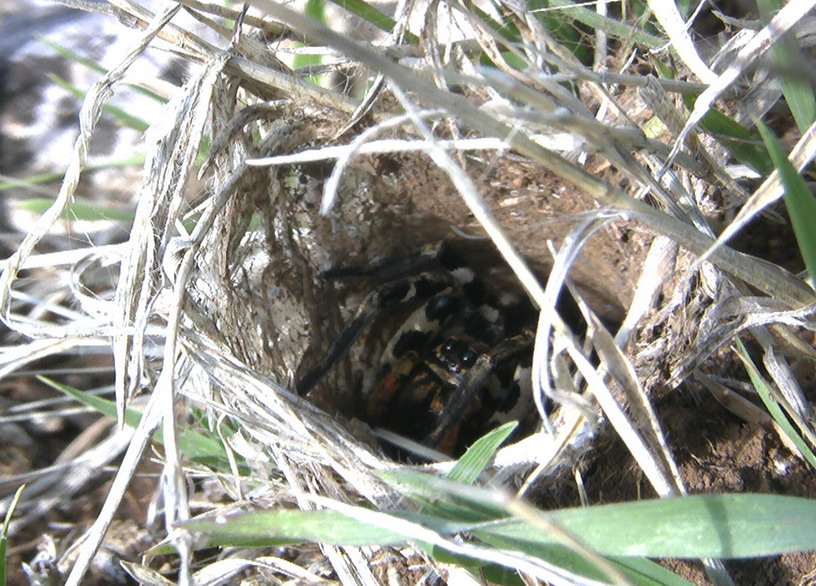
{"left": 296, "top": 242, "right": 538, "bottom": 457}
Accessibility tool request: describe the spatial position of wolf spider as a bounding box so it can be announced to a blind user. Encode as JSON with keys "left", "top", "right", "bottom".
{"left": 296, "top": 243, "right": 538, "bottom": 457}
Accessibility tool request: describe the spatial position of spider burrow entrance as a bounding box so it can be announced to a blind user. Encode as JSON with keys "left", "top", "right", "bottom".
{"left": 296, "top": 241, "right": 544, "bottom": 458}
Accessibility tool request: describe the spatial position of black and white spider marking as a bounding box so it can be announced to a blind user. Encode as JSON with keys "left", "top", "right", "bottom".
{"left": 297, "top": 242, "right": 540, "bottom": 458}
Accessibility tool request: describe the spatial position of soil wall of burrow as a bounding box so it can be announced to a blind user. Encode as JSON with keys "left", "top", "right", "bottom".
{"left": 184, "top": 102, "right": 651, "bottom": 455}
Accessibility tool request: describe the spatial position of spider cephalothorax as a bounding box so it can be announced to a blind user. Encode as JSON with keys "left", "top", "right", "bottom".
{"left": 297, "top": 242, "right": 538, "bottom": 458}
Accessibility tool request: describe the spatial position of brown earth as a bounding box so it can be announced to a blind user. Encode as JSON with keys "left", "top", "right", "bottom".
{"left": 2, "top": 3, "right": 815, "bottom": 585}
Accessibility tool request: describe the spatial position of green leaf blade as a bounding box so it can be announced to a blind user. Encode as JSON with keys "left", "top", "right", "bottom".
{"left": 481, "top": 493, "right": 816, "bottom": 559}
{"left": 755, "top": 121, "right": 816, "bottom": 288}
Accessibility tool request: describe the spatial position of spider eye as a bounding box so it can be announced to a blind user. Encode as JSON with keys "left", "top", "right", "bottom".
{"left": 461, "top": 350, "right": 477, "bottom": 367}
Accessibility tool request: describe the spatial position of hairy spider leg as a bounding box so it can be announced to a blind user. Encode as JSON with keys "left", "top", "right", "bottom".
{"left": 423, "top": 332, "right": 534, "bottom": 451}
{"left": 323, "top": 242, "right": 445, "bottom": 282}
{"left": 296, "top": 271, "right": 455, "bottom": 396}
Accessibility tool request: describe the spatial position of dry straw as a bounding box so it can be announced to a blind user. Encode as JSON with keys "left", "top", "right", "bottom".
{"left": 1, "top": 0, "right": 815, "bottom": 584}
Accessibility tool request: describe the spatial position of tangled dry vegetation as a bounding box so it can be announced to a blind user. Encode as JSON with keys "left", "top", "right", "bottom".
{"left": 2, "top": 0, "right": 816, "bottom": 584}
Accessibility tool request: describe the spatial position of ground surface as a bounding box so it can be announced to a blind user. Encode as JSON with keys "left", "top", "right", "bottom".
{"left": 1, "top": 2, "right": 815, "bottom": 585}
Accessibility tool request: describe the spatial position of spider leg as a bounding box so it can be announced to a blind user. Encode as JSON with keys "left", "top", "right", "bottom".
{"left": 323, "top": 242, "right": 444, "bottom": 282}
{"left": 296, "top": 272, "right": 454, "bottom": 396}
{"left": 423, "top": 332, "right": 533, "bottom": 451}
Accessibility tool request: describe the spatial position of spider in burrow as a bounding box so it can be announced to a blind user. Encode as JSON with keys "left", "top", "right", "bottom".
{"left": 296, "top": 242, "right": 549, "bottom": 458}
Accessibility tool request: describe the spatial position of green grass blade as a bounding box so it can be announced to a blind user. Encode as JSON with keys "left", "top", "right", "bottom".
{"left": 734, "top": 340, "right": 816, "bottom": 470}
{"left": 446, "top": 421, "right": 517, "bottom": 484}
{"left": 38, "top": 34, "right": 107, "bottom": 74}
{"left": 526, "top": 0, "right": 590, "bottom": 63}
{"left": 613, "top": 557, "right": 694, "bottom": 586}
{"left": 378, "top": 468, "right": 508, "bottom": 520}
{"left": 480, "top": 493, "right": 816, "bottom": 558}
{"left": 755, "top": 121, "right": 816, "bottom": 288}
{"left": 18, "top": 198, "right": 136, "bottom": 222}
{"left": 183, "top": 509, "right": 420, "bottom": 549}
{"left": 304, "top": 0, "right": 326, "bottom": 22}
{"left": 476, "top": 535, "right": 691, "bottom": 586}
{"left": 293, "top": 0, "right": 327, "bottom": 84}
{"left": 0, "top": 154, "right": 145, "bottom": 192}
{"left": 38, "top": 377, "right": 233, "bottom": 466}
{"left": 380, "top": 470, "right": 816, "bottom": 558}
{"left": 474, "top": 564, "right": 527, "bottom": 586}
{"left": 382, "top": 424, "right": 519, "bottom": 523}
{"left": 182, "top": 489, "right": 816, "bottom": 563}
{"left": 374, "top": 423, "right": 521, "bottom": 538}
{"left": 757, "top": 0, "right": 816, "bottom": 131}
{"left": 185, "top": 506, "right": 605, "bottom": 582}
{"left": 0, "top": 485, "right": 25, "bottom": 586}
{"left": 536, "top": 0, "right": 666, "bottom": 49}
{"left": 37, "top": 35, "right": 168, "bottom": 104}
{"left": 684, "top": 95, "right": 774, "bottom": 175}
{"left": 46, "top": 73, "right": 150, "bottom": 133}
{"left": 327, "top": 0, "right": 419, "bottom": 43}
